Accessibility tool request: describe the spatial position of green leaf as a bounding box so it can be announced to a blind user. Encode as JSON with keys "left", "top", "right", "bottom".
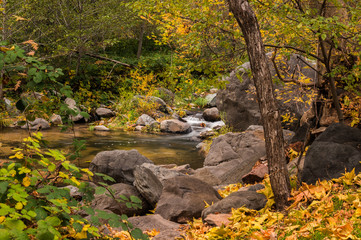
{"left": 0, "top": 181, "right": 9, "bottom": 195}
{"left": 119, "top": 194, "right": 129, "bottom": 201}
{"left": 130, "top": 195, "right": 142, "bottom": 204}
{"left": 95, "top": 187, "right": 106, "bottom": 195}
{"left": 131, "top": 228, "right": 147, "bottom": 240}
{"left": 80, "top": 112, "right": 90, "bottom": 119}
{"left": 33, "top": 71, "right": 43, "bottom": 83}
{"left": 45, "top": 216, "right": 61, "bottom": 227}
{"left": 4, "top": 220, "right": 26, "bottom": 231}
{"left": 0, "top": 229, "right": 10, "bottom": 240}
{"left": 28, "top": 68, "right": 37, "bottom": 76}
{"left": 321, "top": 33, "right": 327, "bottom": 40}
{"left": 36, "top": 231, "right": 54, "bottom": 240}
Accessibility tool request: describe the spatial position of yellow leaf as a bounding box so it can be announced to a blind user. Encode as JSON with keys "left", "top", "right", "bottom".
{"left": 22, "top": 176, "right": 31, "bottom": 187}
{"left": 15, "top": 202, "right": 23, "bottom": 210}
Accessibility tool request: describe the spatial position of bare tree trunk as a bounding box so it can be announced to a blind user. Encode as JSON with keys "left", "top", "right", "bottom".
{"left": 137, "top": 21, "right": 145, "bottom": 59}
{"left": 227, "top": 0, "right": 290, "bottom": 209}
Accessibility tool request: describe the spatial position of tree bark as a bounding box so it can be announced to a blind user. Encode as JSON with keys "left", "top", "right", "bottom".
{"left": 227, "top": 0, "right": 291, "bottom": 209}
{"left": 137, "top": 21, "right": 146, "bottom": 59}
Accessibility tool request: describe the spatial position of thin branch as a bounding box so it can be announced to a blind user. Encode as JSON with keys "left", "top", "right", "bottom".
{"left": 75, "top": 51, "right": 133, "bottom": 68}
{"left": 264, "top": 44, "right": 324, "bottom": 63}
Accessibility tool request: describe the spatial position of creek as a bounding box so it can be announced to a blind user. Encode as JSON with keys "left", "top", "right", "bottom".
{"left": 0, "top": 115, "right": 224, "bottom": 169}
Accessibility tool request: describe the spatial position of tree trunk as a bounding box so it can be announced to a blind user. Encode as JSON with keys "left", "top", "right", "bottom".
{"left": 227, "top": 0, "right": 291, "bottom": 209}
{"left": 137, "top": 21, "right": 145, "bottom": 59}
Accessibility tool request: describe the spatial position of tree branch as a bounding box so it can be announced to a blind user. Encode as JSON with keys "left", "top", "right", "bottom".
{"left": 75, "top": 51, "right": 133, "bottom": 68}
{"left": 264, "top": 44, "right": 324, "bottom": 63}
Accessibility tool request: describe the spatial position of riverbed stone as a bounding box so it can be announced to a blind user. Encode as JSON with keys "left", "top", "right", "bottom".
{"left": 300, "top": 123, "right": 361, "bottom": 184}
{"left": 94, "top": 125, "right": 110, "bottom": 131}
{"left": 96, "top": 107, "right": 115, "bottom": 118}
{"left": 21, "top": 118, "right": 50, "bottom": 130}
{"left": 203, "top": 107, "right": 221, "bottom": 122}
{"left": 160, "top": 119, "right": 192, "bottom": 134}
{"left": 156, "top": 87, "right": 175, "bottom": 105}
{"left": 155, "top": 176, "right": 222, "bottom": 223}
{"left": 89, "top": 149, "right": 153, "bottom": 184}
{"left": 133, "top": 95, "right": 169, "bottom": 114}
{"left": 91, "top": 183, "right": 150, "bottom": 216}
{"left": 201, "top": 191, "right": 267, "bottom": 219}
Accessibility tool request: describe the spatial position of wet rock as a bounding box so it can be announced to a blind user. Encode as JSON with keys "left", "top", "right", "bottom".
{"left": 94, "top": 125, "right": 110, "bottom": 131}
{"left": 160, "top": 119, "right": 192, "bottom": 134}
{"left": 300, "top": 123, "right": 361, "bottom": 184}
{"left": 96, "top": 107, "right": 115, "bottom": 118}
{"left": 91, "top": 183, "right": 150, "bottom": 216}
{"left": 21, "top": 118, "right": 50, "bottom": 130}
{"left": 203, "top": 107, "right": 221, "bottom": 122}
{"left": 89, "top": 149, "right": 153, "bottom": 184}
{"left": 201, "top": 191, "right": 267, "bottom": 219}
{"left": 155, "top": 176, "right": 222, "bottom": 223}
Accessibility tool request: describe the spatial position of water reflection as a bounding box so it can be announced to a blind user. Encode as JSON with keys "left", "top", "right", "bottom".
{"left": 0, "top": 125, "right": 204, "bottom": 169}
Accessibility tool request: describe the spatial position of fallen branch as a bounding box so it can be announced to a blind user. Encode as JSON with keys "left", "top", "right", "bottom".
{"left": 75, "top": 51, "right": 133, "bottom": 68}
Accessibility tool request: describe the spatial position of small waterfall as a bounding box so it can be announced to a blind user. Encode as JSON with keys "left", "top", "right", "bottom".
{"left": 181, "top": 114, "right": 225, "bottom": 139}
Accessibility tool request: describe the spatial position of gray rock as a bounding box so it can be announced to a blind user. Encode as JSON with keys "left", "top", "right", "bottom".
{"left": 205, "top": 93, "right": 217, "bottom": 108}
{"left": 152, "top": 230, "right": 182, "bottom": 240}
{"left": 21, "top": 118, "right": 50, "bottom": 130}
{"left": 193, "top": 159, "right": 256, "bottom": 186}
{"left": 155, "top": 176, "right": 222, "bottom": 223}
{"left": 133, "top": 165, "right": 163, "bottom": 207}
{"left": 94, "top": 125, "right": 110, "bottom": 131}
{"left": 156, "top": 87, "right": 175, "bottom": 105}
{"left": 140, "top": 163, "right": 185, "bottom": 182}
{"left": 65, "top": 98, "right": 84, "bottom": 122}
{"left": 204, "top": 131, "right": 266, "bottom": 167}
{"left": 89, "top": 150, "right": 153, "bottom": 184}
{"left": 203, "top": 107, "right": 221, "bottom": 122}
{"left": 126, "top": 214, "right": 180, "bottom": 232}
{"left": 96, "top": 107, "right": 115, "bottom": 118}
{"left": 160, "top": 119, "right": 192, "bottom": 134}
{"left": 204, "top": 126, "right": 294, "bottom": 167}
{"left": 300, "top": 123, "right": 361, "bottom": 184}
{"left": 202, "top": 191, "right": 267, "bottom": 219}
{"left": 91, "top": 183, "right": 150, "bottom": 216}
{"left": 136, "top": 114, "right": 158, "bottom": 127}
{"left": 49, "top": 114, "right": 62, "bottom": 125}
{"left": 217, "top": 54, "right": 316, "bottom": 131}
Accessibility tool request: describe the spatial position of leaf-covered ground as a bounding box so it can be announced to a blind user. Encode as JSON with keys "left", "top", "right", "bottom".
{"left": 110, "top": 169, "right": 361, "bottom": 240}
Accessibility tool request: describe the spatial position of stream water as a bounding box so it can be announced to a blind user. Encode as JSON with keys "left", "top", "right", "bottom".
{"left": 0, "top": 115, "right": 224, "bottom": 169}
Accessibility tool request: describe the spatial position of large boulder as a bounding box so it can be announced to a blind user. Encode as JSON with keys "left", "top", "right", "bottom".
{"left": 300, "top": 123, "right": 361, "bottom": 184}
{"left": 91, "top": 183, "right": 150, "bottom": 216}
{"left": 217, "top": 54, "right": 316, "bottom": 131}
{"left": 204, "top": 125, "right": 294, "bottom": 167}
{"left": 133, "top": 163, "right": 186, "bottom": 207}
{"left": 155, "top": 176, "right": 222, "bottom": 223}
{"left": 156, "top": 87, "right": 175, "bottom": 105}
{"left": 201, "top": 191, "right": 267, "bottom": 219}
{"left": 21, "top": 118, "right": 50, "bottom": 130}
{"left": 49, "top": 114, "right": 62, "bottom": 125}
{"left": 96, "top": 107, "right": 115, "bottom": 118}
{"left": 160, "top": 119, "right": 192, "bottom": 134}
{"left": 89, "top": 150, "right": 153, "bottom": 184}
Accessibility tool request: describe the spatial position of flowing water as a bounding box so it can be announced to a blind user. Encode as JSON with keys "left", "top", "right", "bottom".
{"left": 0, "top": 116, "right": 224, "bottom": 169}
